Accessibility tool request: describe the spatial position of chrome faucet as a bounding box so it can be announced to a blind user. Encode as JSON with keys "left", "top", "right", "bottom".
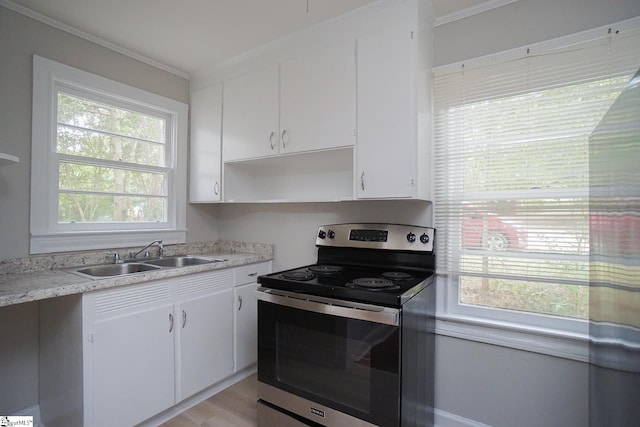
{"left": 130, "top": 240, "right": 164, "bottom": 259}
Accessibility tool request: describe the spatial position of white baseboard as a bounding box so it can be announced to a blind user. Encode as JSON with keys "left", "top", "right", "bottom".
{"left": 12, "top": 405, "right": 44, "bottom": 427}
{"left": 435, "top": 408, "right": 492, "bottom": 427}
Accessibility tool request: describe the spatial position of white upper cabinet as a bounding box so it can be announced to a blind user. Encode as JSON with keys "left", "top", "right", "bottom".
{"left": 190, "top": 83, "right": 223, "bottom": 202}
{"left": 357, "top": 26, "right": 417, "bottom": 199}
{"left": 280, "top": 41, "right": 356, "bottom": 154}
{"left": 222, "top": 64, "right": 280, "bottom": 162}
{"left": 194, "top": 0, "right": 432, "bottom": 202}
{"left": 356, "top": 0, "right": 431, "bottom": 200}
{"left": 222, "top": 40, "right": 355, "bottom": 163}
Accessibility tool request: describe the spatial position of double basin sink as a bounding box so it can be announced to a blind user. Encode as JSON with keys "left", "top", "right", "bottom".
{"left": 72, "top": 255, "right": 226, "bottom": 279}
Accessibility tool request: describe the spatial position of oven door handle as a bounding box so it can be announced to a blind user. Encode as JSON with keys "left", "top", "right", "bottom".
{"left": 256, "top": 288, "right": 400, "bottom": 326}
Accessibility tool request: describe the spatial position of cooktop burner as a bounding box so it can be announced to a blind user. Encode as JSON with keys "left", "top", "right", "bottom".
{"left": 308, "top": 265, "right": 343, "bottom": 275}
{"left": 282, "top": 270, "right": 315, "bottom": 281}
{"left": 382, "top": 271, "right": 414, "bottom": 281}
{"left": 347, "top": 277, "right": 400, "bottom": 291}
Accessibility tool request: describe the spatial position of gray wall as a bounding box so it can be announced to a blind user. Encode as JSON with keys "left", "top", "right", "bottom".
{"left": 0, "top": 5, "right": 220, "bottom": 262}
{"left": 220, "top": 201, "right": 432, "bottom": 271}
{"left": 434, "top": 0, "right": 640, "bottom": 67}
{"left": 0, "top": 5, "right": 218, "bottom": 414}
{"left": 0, "top": 302, "right": 39, "bottom": 414}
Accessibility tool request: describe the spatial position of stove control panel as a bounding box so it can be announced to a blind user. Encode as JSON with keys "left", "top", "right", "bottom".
{"left": 350, "top": 229, "right": 388, "bottom": 242}
{"left": 316, "top": 223, "right": 435, "bottom": 252}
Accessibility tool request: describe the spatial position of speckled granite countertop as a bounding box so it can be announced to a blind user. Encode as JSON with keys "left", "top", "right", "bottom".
{"left": 0, "top": 241, "right": 273, "bottom": 308}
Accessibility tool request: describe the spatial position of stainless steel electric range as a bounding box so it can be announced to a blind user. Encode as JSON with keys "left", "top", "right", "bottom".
{"left": 256, "top": 223, "right": 436, "bottom": 427}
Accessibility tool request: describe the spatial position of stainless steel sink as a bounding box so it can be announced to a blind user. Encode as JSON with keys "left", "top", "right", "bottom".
{"left": 70, "top": 254, "right": 226, "bottom": 279}
{"left": 142, "top": 255, "right": 218, "bottom": 268}
{"left": 74, "top": 263, "right": 161, "bottom": 277}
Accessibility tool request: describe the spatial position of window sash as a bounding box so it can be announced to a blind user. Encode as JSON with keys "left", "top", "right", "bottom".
{"left": 433, "top": 20, "right": 640, "bottom": 325}
{"left": 53, "top": 85, "right": 173, "bottom": 229}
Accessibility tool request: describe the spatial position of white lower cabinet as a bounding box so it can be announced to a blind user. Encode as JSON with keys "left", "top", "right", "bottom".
{"left": 90, "top": 300, "right": 176, "bottom": 426}
{"left": 82, "top": 269, "right": 234, "bottom": 426}
{"left": 233, "top": 262, "right": 271, "bottom": 371}
{"left": 40, "top": 263, "right": 269, "bottom": 427}
{"left": 176, "top": 272, "right": 234, "bottom": 400}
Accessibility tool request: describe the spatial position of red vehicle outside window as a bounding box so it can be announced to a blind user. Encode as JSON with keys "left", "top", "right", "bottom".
{"left": 462, "top": 214, "right": 528, "bottom": 250}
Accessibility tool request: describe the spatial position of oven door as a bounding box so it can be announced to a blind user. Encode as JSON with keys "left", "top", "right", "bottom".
{"left": 257, "top": 288, "right": 401, "bottom": 427}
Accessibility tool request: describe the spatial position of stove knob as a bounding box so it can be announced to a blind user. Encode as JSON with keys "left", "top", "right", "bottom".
{"left": 420, "top": 233, "right": 430, "bottom": 244}
{"left": 407, "top": 232, "right": 416, "bottom": 243}
{"left": 327, "top": 229, "right": 335, "bottom": 239}
{"left": 318, "top": 230, "right": 326, "bottom": 239}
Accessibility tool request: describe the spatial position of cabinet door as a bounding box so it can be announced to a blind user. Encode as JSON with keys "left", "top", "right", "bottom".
{"left": 234, "top": 282, "right": 258, "bottom": 371}
{"left": 280, "top": 40, "right": 356, "bottom": 154}
{"left": 190, "top": 83, "right": 222, "bottom": 202}
{"left": 222, "top": 64, "right": 279, "bottom": 161}
{"left": 177, "top": 273, "right": 234, "bottom": 400}
{"left": 91, "top": 304, "right": 175, "bottom": 427}
{"left": 357, "top": 26, "right": 417, "bottom": 198}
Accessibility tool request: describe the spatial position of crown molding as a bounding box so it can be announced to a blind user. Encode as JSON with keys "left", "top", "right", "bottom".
{"left": 0, "top": 0, "right": 190, "bottom": 79}
{"left": 434, "top": 0, "right": 520, "bottom": 27}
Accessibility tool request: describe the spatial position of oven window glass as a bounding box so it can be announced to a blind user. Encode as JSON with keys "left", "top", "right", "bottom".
{"left": 277, "top": 322, "right": 378, "bottom": 411}
{"left": 259, "top": 301, "right": 400, "bottom": 425}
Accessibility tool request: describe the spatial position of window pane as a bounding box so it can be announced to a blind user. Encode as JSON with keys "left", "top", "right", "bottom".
{"left": 57, "top": 92, "right": 165, "bottom": 167}
{"left": 58, "top": 92, "right": 165, "bottom": 142}
{"left": 57, "top": 125, "right": 165, "bottom": 167}
{"left": 59, "top": 163, "right": 166, "bottom": 196}
{"left": 460, "top": 276, "right": 588, "bottom": 319}
{"left": 58, "top": 193, "right": 166, "bottom": 223}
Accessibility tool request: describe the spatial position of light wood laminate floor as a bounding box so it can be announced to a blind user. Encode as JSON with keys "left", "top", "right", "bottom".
{"left": 161, "top": 374, "right": 258, "bottom": 427}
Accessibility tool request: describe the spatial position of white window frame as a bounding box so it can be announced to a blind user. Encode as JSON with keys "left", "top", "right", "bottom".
{"left": 433, "top": 17, "right": 640, "bottom": 361}
{"left": 30, "top": 56, "right": 188, "bottom": 254}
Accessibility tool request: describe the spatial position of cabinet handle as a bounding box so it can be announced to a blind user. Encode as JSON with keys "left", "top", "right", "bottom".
{"left": 213, "top": 181, "right": 219, "bottom": 195}
{"left": 248, "top": 272, "right": 258, "bottom": 277}
{"left": 182, "top": 310, "right": 187, "bottom": 328}
{"left": 269, "top": 131, "right": 275, "bottom": 150}
{"left": 238, "top": 295, "right": 243, "bottom": 311}
{"left": 361, "top": 171, "right": 366, "bottom": 191}
{"left": 169, "top": 313, "right": 174, "bottom": 333}
{"left": 281, "top": 129, "right": 287, "bottom": 148}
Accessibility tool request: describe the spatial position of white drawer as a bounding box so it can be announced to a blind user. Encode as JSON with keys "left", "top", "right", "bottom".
{"left": 234, "top": 261, "right": 271, "bottom": 286}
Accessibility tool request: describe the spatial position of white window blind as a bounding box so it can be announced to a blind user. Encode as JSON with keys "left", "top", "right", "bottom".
{"left": 433, "top": 21, "right": 640, "bottom": 322}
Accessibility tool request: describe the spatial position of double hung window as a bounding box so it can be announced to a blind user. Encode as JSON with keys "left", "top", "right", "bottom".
{"left": 433, "top": 20, "right": 640, "bottom": 338}
{"left": 31, "top": 56, "right": 188, "bottom": 253}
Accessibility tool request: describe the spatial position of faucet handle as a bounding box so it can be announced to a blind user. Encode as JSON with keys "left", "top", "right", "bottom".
{"left": 109, "top": 252, "right": 122, "bottom": 264}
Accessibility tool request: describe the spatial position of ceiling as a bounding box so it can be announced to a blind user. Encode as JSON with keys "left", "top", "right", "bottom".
{"left": 5, "top": 0, "right": 494, "bottom": 77}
